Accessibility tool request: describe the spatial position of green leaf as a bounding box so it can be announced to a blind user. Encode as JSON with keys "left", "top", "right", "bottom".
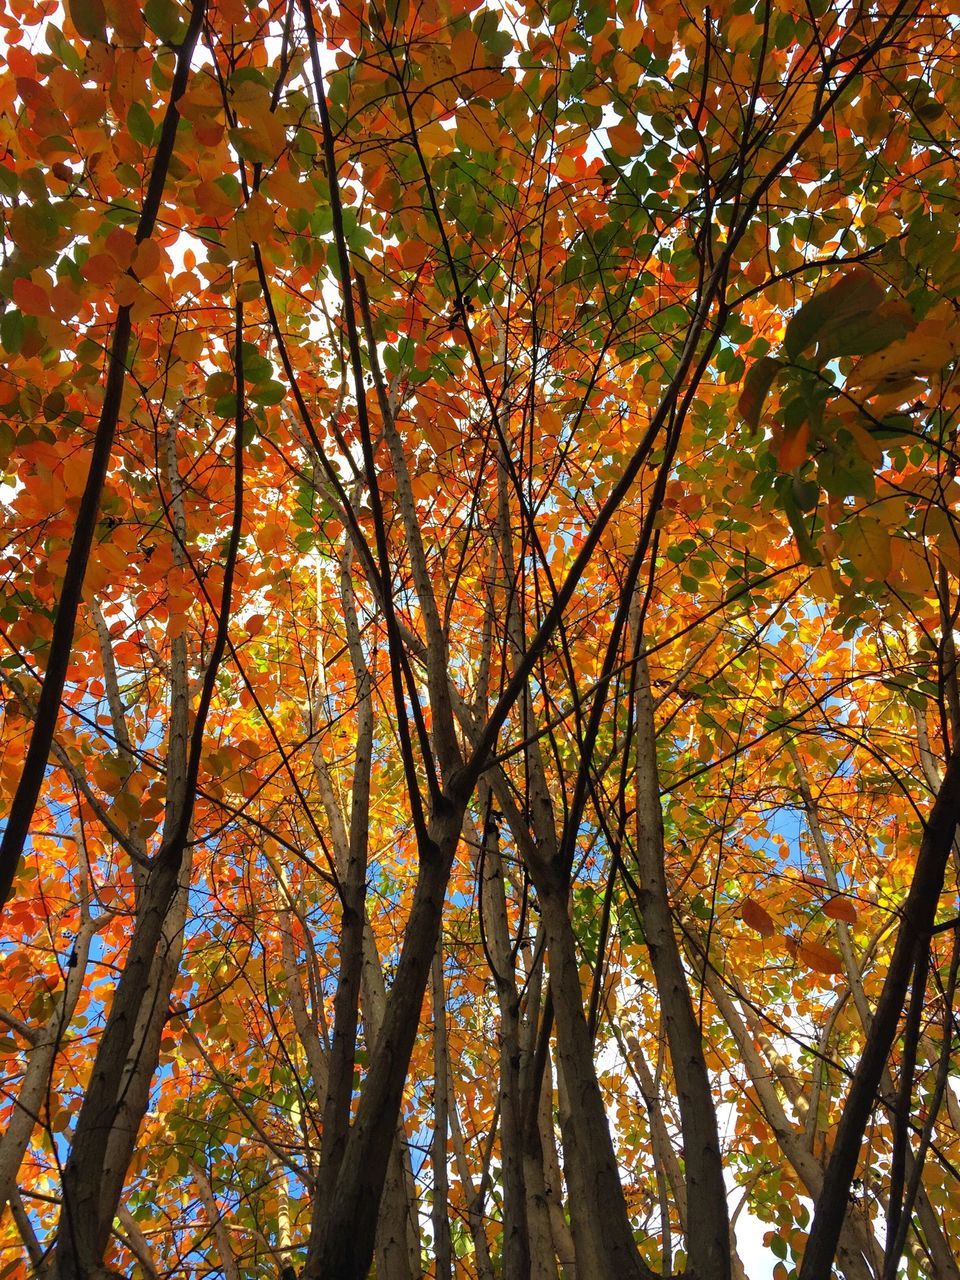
{"left": 250, "top": 381, "right": 286, "bottom": 406}
{"left": 791, "top": 476, "right": 819, "bottom": 512}
{"left": 738, "top": 356, "right": 782, "bottom": 432}
{"left": 127, "top": 102, "right": 155, "bottom": 147}
{"left": 581, "top": 2, "right": 606, "bottom": 35}
{"left": 67, "top": 0, "right": 107, "bottom": 41}
{"left": 214, "top": 393, "right": 238, "bottom": 418}
{"left": 1, "top": 310, "right": 24, "bottom": 355}
{"left": 144, "top": 0, "right": 187, "bottom": 44}
{"left": 819, "top": 303, "right": 913, "bottom": 361}
{"left": 0, "top": 421, "right": 15, "bottom": 465}
{"left": 784, "top": 268, "right": 888, "bottom": 364}
{"left": 782, "top": 486, "right": 822, "bottom": 566}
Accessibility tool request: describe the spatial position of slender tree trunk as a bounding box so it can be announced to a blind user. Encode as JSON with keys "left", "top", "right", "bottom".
{"left": 480, "top": 806, "right": 532, "bottom": 1278}
{"left": 632, "top": 653, "right": 730, "bottom": 1280}
{"left": 303, "top": 804, "right": 466, "bottom": 1279}
{"left": 431, "top": 947, "right": 452, "bottom": 1280}
{"left": 280, "top": 905, "right": 421, "bottom": 1279}
{"left": 536, "top": 882, "right": 652, "bottom": 1280}
{"left": 315, "top": 545, "right": 373, "bottom": 1211}
{"left": 537, "top": 1048, "right": 577, "bottom": 1278}
{"left": 0, "top": 0, "right": 207, "bottom": 913}
{"left": 191, "top": 1163, "right": 241, "bottom": 1280}
{"left": 0, "top": 893, "right": 98, "bottom": 1212}
{"left": 790, "top": 748, "right": 960, "bottom": 1280}
{"left": 448, "top": 1075, "right": 496, "bottom": 1280}
{"left": 304, "top": 545, "right": 421, "bottom": 1277}
{"left": 698, "top": 956, "right": 878, "bottom": 1280}
{"left": 800, "top": 742, "right": 960, "bottom": 1280}
{"left": 53, "top": 304, "right": 245, "bottom": 1279}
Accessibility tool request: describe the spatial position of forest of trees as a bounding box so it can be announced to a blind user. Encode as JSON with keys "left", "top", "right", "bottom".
{"left": 0, "top": 0, "right": 959, "bottom": 1275}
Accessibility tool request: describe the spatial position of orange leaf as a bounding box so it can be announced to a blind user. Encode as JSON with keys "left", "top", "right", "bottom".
{"left": 823, "top": 897, "right": 858, "bottom": 925}
{"left": 740, "top": 898, "right": 775, "bottom": 938}
{"left": 12, "top": 276, "right": 49, "bottom": 316}
{"left": 105, "top": 226, "right": 137, "bottom": 267}
{"left": 132, "top": 238, "right": 162, "bottom": 279}
{"left": 607, "top": 119, "right": 643, "bottom": 156}
{"left": 777, "top": 421, "right": 809, "bottom": 471}
{"left": 456, "top": 104, "right": 500, "bottom": 153}
{"left": 82, "top": 252, "right": 121, "bottom": 287}
{"left": 795, "top": 940, "right": 844, "bottom": 976}
{"left": 801, "top": 873, "right": 828, "bottom": 888}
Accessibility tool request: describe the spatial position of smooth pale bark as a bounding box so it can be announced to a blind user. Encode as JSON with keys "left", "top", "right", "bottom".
{"left": 536, "top": 1049, "right": 577, "bottom": 1278}
{"left": 518, "top": 935, "right": 561, "bottom": 1280}
{"left": 115, "top": 1208, "right": 160, "bottom": 1280}
{"left": 11, "top": 1189, "right": 46, "bottom": 1272}
{"left": 479, "top": 808, "right": 532, "bottom": 1278}
{"left": 0, "top": 892, "right": 98, "bottom": 1213}
{"left": 191, "top": 1163, "right": 240, "bottom": 1280}
{"left": 622, "top": 1032, "right": 688, "bottom": 1232}
{"left": 699, "top": 959, "right": 878, "bottom": 1280}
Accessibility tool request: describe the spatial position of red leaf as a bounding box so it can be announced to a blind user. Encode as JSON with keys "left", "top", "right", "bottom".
{"left": 12, "top": 276, "right": 48, "bottom": 316}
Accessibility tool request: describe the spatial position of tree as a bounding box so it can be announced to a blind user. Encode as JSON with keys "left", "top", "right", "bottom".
{"left": 0, "top": 0, "right": 959, "bottom": 1276}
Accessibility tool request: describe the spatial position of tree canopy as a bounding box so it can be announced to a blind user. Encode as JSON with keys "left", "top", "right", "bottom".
{"left": 1, "top": 0, "right": 959, "bottom": 1276}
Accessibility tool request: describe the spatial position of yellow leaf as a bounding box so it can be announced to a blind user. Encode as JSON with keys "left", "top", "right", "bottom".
{"left": 845, "top": 515, "right": 892, "bottom": 581}
{"left": 174, "top": 330, "right": 204, "bottom": 362}
{"left": 851, "top": 320, "right": 960, "bottom": 393}
{"left": 456, "top": 104, "right": 500, "bottom": 153}
{"left": 240, "top": 192, "right": 274, "bottom": 243}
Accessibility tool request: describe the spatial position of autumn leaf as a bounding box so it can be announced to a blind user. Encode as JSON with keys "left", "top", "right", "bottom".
{"left": 794, "top": 940, "right": 844, "bottom": 977}
{"left": 823, "top": 897, "right": 858, "bottom": 925}
{"left": 740, "top": 898, "right": 776, "bottom": 938}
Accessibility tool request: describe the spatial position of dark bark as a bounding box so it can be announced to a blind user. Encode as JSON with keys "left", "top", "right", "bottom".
{"left": 303, "top": 805, "right": 465, "bottom": 1278}
{"left": 533, "top": 881, "right": 654, "bottom": 1280}
{"left": 53, "top": 295, "right": 243, "bottom": 1279}
{"left": 315, "top": 553, "right": 374, "bottom": 1210}
{"left": 633, "top": 657, "right": 730, "bottom": 1280}
{"left": 431, "top": 947, "right": 453, "bottom": 1280}
{"left": 800, "top": 743, "right": 960, "bottom": 1280}
{"left": 0, "top": 0, "right": 207, "bottom": 913}
{"left": 479, "top": 808, "right": 532, "bottom": 1279}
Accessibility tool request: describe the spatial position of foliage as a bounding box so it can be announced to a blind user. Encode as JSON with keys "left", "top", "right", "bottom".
{"left": 0, "top": 0, "right": 959, "bottom": 1276}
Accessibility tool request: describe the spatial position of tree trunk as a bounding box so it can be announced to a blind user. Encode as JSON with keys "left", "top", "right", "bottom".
{"left": 632, "top": 654, "right": 730, "bottom": 1280}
